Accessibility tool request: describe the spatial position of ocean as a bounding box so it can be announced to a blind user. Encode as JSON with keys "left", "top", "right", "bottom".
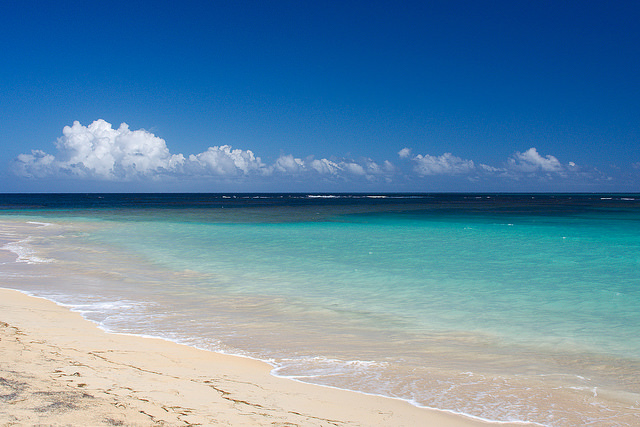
{"left": 1, "top": 193, "right": 639, "bottom": 425}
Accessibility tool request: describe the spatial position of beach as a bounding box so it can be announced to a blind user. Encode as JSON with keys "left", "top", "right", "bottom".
{"left": 1, "top": 194, "right": 640, "bottom": 425}
{"left": 0, "top": 288, "right": 502, "bottom": 426}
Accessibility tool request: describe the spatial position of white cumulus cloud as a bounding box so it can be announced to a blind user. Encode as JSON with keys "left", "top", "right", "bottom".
{"left": 309, "top": 158, "right": 342, "bottom": 175}
{"left": 398, "top": 147, "right": 412, "bottom": 159}
{"left": 412, "top": 152, "right": 475, "bottom": 176}
{"left": 273, "top": 154, "right": 304, "bottom": 174}
{"left": 14, "top": 120, "right": 184, "bottom": 179}
{"left": 507, "top": 147, "right": 564, "bottom": 173}
{"left": 12, "top": 120, "right": 611, "bottom": 190}
{"left": 13, "top": 150, "right": 57, "bottom": 178}
{"left": 12, "top": 120, "right": 399, "bottom": 185}
{"left": 187, "top": 145, "right": 265, "bottom": 176}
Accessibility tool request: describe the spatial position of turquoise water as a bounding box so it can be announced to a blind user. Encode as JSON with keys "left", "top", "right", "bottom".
{"left": 1, "top": 194, "right": 640, "bottom": 425}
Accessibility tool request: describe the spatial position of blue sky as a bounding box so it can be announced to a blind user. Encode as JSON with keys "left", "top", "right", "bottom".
{"left": 1, "top": 0, "right": 639, "bottom": 193}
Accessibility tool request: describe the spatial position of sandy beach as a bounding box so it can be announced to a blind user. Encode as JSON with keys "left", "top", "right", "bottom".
{"left": 0, "top": 288, "right": 513, "bottom": 426}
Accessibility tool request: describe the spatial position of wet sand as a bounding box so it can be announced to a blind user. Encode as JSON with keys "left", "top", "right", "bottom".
{"left": 0, "top": 288, "right": 516, "bottom": 426}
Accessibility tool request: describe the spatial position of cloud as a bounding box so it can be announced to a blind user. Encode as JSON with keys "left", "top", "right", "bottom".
{"left": 411, "top": 152, "right": 475, "bottom": 176}
{"left": 11, "top": 120, "right": 617, "bottom": 190}
{"left": 13, "top": 150, "right": 57, "bottom": 178}
{"left": 274, "top": 154, "right": 305, "bottom": 174}
{"left": 309, "top": 158, "right": 342, "bottom": 175}
{"left": 397, "top": 146, "right": 614, "bottom": 189}
{"left": 12, "top": 120, "right": 396, "bottom": 185}
{"left": 187, "top": 146, "right": 265, "bottom": 176}
{"left": 12, "top": 120, "right": 271, "bottom": 181}
{"left": 507, "top": 147, "right": 564, "bottom": 174}
{"left": 478, "top": 163, "right": 501, "bottom": 173}
{"left": 398, "top": 147, "right": 411, "bottom": 159}
{"left": 272, "top": 154, "right": 394, "bottom": 182}
{"left": 13, "top": 120, "right": 184, "bottom": 179}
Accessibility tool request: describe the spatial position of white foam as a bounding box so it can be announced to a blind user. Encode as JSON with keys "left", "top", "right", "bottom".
{"left": 272, "top": 364, "right": 543, "bottom": 426}
{"left": 62, "top": 300, "right": 149, "bottom": 313}
{"left": 1, "top": 238, "right": 53, "bottom": 264}
{"left": 26, "top": 221, "right": 53, "bottom": 227}
{"left": 271, "top": 356, "right": 390, "bottom": 380}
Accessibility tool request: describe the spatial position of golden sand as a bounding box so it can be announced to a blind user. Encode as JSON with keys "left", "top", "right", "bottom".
{"left": 0, "top": 288, "right": 518, "bottom": 426}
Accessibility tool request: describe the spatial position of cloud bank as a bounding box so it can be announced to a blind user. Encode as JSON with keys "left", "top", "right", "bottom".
{"left": 13, "top": 120, "right": 183, "bottom": 180}
{"left": 12, "top": 120, "right": 611, "bottom": 190}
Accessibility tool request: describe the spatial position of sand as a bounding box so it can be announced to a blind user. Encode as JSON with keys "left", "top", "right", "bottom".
{"left": 0, "top": 288, "right": 524, "bottom": 426}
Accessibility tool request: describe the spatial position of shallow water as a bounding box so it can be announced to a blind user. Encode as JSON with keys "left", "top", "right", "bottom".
{"left": 1, "top": 193, "right": 640, "bottom": 425}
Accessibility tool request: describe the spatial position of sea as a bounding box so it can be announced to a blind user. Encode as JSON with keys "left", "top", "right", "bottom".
{"left": 1, "top": 193, "right": 639, "bottom": 426}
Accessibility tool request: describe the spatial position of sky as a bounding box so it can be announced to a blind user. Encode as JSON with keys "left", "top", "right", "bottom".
{"left": 1, "top": 0, "right": 639, "bottom": 193}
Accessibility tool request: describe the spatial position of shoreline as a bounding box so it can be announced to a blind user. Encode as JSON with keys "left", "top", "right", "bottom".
{"left": 0, "top": 288, "right": 517, "bottom": 426}
{"left": 4, "top": 209, "right": 639, "bottom": 425}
